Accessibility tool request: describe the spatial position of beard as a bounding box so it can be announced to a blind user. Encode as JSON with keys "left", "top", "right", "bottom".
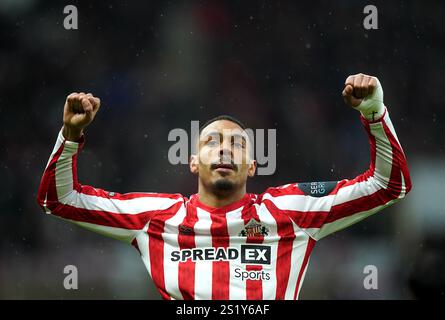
{"left": 211, "top": 178, "right": 236, "bottom": 194}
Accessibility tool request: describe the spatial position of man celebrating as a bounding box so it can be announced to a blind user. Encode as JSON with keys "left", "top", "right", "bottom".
{"left": 37, "top": 73, "right": 411, "bottom": 300}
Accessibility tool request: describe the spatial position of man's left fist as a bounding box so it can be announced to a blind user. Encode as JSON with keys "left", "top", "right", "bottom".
{"left": 342, "top": 73, "right": 385, "bottom": 121}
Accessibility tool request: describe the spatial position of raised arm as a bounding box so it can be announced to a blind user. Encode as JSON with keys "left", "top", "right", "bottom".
{"left": 37, "top": 93, "right": 183, "bottom": 243}
{"left": 261, "top": 74, "right": 412, "bottom": 241}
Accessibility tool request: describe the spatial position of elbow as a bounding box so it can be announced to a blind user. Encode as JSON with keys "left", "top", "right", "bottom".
{"left": 379, "top": 171, "right": 412, "bottom": 202}
{"left": 391, "top": 171, "right": 413, "bottom": 201}
{"left": 36, "top": 184, "right": 45, "bottom": 209}
{"left": 403, "top": 175, "right": 413, "bottom": 197}
{"left": 400, "top": 167, "right": 413, "bottom": 198}
{"left": 36, "top": 194, "right": 59, "bottom": 215}
{"left": 36, "top": 191, "right": 47, "bottom": 213}
{"left": 36, "top": 183, "right": 53, "bottom": 214}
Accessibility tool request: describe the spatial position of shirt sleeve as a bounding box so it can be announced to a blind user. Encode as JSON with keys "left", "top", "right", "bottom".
{"left": 260, "top": 107, "right": 412, "bottom": 241}
{"left": 37, "top": 129, "right": 184, "bottom": 244}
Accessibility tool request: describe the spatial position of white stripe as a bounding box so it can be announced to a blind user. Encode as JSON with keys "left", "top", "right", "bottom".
{"left": 226, "top": 208, "right": 246, "bottom": 300}
{"left": 58, "top": 191, "right": 183, "bottom": 215}
{"left": 332, "top": 176, "right": 382, "bottom": 206}
{"left": 193, "top": 208, "right": 213, "bottom": 300}
{"left": 256, "top": 204, "right": 278, "bottom": 300}
{"left": 370, "top": 121, "right": 393, "bottom": 188}
{"left": 162, "top": 208, "right": 186, "bottom": 300}
{"left": 262, "top": 193, "right": 334, "bottom": 211}
{"left": 399, "top": 173, "right": 406, "bottom": 198}
{"left": 55, "top": 144, "right": 77, "bottom": 200}
{"left": 43, "top": 194, "right": 51, "bottom": 214}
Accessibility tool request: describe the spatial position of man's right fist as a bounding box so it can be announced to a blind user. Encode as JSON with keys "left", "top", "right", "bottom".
{"left": 63, "top": 92, "right": 100, "bottom": 141}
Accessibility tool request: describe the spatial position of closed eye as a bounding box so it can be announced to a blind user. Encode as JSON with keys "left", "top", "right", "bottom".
{"left": 233, "top": 142, "right": 244, "bottom": 148}
{"left": 207, "top": 139, "right": 219, "bottom": 147}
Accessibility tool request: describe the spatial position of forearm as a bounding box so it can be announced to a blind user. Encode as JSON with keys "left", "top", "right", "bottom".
{"left": 62, "top": 125, "right": 84, "bottom": 142}
{"left": 37, "top": 129, "right": 83, "bottom": 211}
{"left": 361, "top": 107, "right": 412, "bottom": 196}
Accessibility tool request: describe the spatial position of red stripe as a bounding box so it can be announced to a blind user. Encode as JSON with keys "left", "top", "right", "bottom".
{"left": 37, "top": 142, "right": 66, "bottom": 207}
{"left": 177, "top": 205, "right": 198, "bottom": 300}
{"left": 294, "top": 238, "right": 316, "bottom": 299}
{"left": 241, "top": 205, "right": 264, "bottom": 300}
{"left": 75, "top": 186, "right": 183, "bottom": 201}
{"left": 263, "top": 184, "right": 304, "bottom": 198}
{"left": 131, "top": 238, "right": 141, "bottom": 255}
{"left": 72, "top": 151, "right": 81, "bottom": 192}
{"left": 148, "top": 202, "right": 183, "bottom": 300}
{"left": 264, "top": 201, "right": 296, "bottom": 299}
{"left": 210, "top": 212, "right": 230, "bottom": 300}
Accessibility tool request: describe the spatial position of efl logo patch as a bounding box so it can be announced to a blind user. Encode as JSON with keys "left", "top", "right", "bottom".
{"left": 240, "top": 244, "right": 271, "bottom": 265}
{"left": 238, "top": 219, "right": 269, "bottom": 237}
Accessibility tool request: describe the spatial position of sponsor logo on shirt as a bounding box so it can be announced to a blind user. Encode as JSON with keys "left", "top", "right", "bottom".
{"left": 240, "top": 245, "right": 271, "bottom": 265}
{"left": 170, "top": 244, "right": 271, "bottom": 265}
{"left": 234, "top": 267, "right": 271, "bottom": 281}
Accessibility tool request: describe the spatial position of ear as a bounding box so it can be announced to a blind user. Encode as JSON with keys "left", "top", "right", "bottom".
{"left": 189, "top": 154, "right": 199, "bottom": 175}
{"left": 247, "top": 159, "right": 257, "bottom": 177}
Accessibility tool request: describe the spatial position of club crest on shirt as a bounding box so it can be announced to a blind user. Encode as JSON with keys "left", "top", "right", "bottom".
{"left": 239, "top": 219, "right": 269, "bottom": 237}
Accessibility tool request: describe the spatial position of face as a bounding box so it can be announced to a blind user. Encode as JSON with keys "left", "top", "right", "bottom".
{"left": 189, "top": 120, "right": 256, "bottom": 195}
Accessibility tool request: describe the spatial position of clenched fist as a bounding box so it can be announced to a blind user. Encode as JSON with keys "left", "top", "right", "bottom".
{"left": 342, "top": 73, "right": 385, "bottom": 121}
{"left": 62, "top": 92, "right": 101, "bottom": 141}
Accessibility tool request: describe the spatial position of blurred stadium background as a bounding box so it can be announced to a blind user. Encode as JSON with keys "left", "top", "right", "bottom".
{"left": 1, "top": 0, "right": 444, "bottom": 299}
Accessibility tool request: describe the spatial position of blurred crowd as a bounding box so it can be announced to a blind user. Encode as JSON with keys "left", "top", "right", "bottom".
{"left": 1, "top": 1, "right": 444, "bottom": 299}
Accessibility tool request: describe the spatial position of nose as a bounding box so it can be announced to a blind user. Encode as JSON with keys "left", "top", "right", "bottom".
{"left": 219, "top": 139, "right": 232, "bottom": 161}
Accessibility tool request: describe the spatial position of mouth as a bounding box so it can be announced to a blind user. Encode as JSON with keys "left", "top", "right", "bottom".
{"left": 211, "top": 162, "right": 237, "bottom": 172}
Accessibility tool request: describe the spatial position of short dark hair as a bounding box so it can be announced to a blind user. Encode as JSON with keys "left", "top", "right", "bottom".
{"left": 199, "top": 115, "right": 246, "bottom": 134}
{"left": 194, "top": 115, "right": 252, "bottom": 157}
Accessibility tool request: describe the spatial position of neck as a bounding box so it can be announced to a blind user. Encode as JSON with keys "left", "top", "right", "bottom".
{"left": 197, "top": 182, "right": 246, "bottom": 208}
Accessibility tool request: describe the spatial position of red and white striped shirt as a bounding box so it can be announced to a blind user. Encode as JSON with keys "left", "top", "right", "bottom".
{"left": 37, "top": 108, "right": 411, "bottom": 300}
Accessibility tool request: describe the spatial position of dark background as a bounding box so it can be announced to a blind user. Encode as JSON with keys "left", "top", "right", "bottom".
{"left": 1, "top": 0, "right": 444, "bottom": 299}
